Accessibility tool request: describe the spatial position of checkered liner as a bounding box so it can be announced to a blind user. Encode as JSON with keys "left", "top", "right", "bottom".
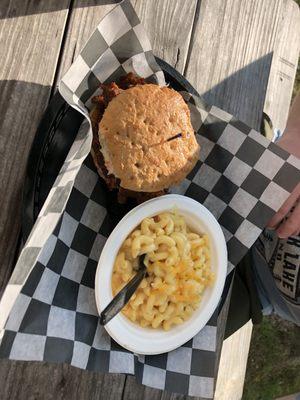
{"left": 59, "top": 0, "right": 165, "bottom": 113}
{"left": 0, "top": 0, "right": 300, "bottom": 398}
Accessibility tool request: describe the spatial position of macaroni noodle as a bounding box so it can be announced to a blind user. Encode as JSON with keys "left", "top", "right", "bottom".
{"left": 111, "top": 211, "right": 214, "bottom": 330}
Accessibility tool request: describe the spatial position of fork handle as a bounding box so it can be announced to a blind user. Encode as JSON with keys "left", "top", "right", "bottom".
{"left": 100, "top": 267, "right": 147, "bottom": 326}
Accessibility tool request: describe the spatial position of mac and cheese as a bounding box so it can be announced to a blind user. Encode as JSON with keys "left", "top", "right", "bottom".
{"left": 112, "top": 211, "right": 214, "bottom": 330}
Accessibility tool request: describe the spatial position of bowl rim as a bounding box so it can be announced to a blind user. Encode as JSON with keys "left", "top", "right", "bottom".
{"left": 95, "top": 194, "right": 227, "bottom": 355}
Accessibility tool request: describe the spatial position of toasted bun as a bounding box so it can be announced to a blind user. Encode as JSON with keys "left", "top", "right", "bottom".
{"left": 98, "top": 84, "right": 200, "bottom": 192}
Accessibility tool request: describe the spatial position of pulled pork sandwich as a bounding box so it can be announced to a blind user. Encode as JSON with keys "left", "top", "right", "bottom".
{"left": 90, "top": 73, "right": 199, "bottom": 203}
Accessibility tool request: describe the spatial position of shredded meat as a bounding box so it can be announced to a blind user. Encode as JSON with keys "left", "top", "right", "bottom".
{"left": 118, "top": 72, "right": 147, "bottom": 89}
{"left": 91, "top": 134, "right": 119, "bottom": 191}
{"left": 118, "top": 187, "right": 167, "bottom": 204}
{"left": 91, "top": 73, "right": 167, "bottom": 203}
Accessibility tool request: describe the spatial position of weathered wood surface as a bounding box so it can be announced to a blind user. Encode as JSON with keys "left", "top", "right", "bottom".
{"left": 264, "top": 0, "right": 300, "bottom": 131}
{"left": 215, "top": 321, "right": 253, "bottom": 400}
{"left": 0, "top": 361, "right": 125, "bottom": 399}
{"left": 0, "top": 0, "right": 299, "bottom": 399}
{"left": 55, "top": 1, "right": 118, "bottom": 84}
{"left": 0, "top": 2, "right": 124, "bottom": 400}
{"left": 185, "top": 0, "right": 300, "bottom": 132}
{"left": 132, "top": 0, "right": 198, "bottom": 74}
{"left": 0, "top": 0, "right": 70, "bottom": 298}
{"left": 56, "top": 0, "right": 199, "bottom": 81}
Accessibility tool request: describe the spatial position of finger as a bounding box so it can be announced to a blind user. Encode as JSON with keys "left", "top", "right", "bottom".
{"left": 291, "top": 229, "right": 300, "bottom": 237}
{"left": 277, "top": 201, "right": 300, "bottom": 239}
{"left": 268, "top": 182, "right": 300, "bottom": 228}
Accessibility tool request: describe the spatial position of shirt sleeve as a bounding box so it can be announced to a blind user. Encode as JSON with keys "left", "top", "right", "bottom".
{"left": 252, "top": 230, "right": 300, "bottom": 325}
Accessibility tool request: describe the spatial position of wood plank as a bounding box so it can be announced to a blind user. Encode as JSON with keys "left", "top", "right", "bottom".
{"left": 122, "top": 376, "right": 163, "bottom": 400}
{"left": 214, "top": 321, "right": 253, "bottom": 400}
{"left": 123, "top": 375, "right": 211, "bottom": 400}
{"left": 0, "top": 0, "right": 70, "bottom": 297}
{"left": 0, "top": 0, "right": 119, "bottom": 18}
{"left": 264, "top": 0, "right": 300, "bottom": 131}
{"left": 0, "top": 360, "right": 125, "bottom": 400}
{"left": 56, "top": 0, "right": 198, "bottom": 82}
{"left": 0, "top": 2, "right": 123, "bottom": 400}
{"left": 131, "top": 0, "right": 198, "bottom": 74}
{"left": 55, "top": 1, "right": 118, "bottom": 85}
{"left": 184, "top": 0, "right": 298, "bottom": 131}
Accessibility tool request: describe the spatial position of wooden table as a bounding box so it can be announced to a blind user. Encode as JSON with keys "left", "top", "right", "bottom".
{"left": 0, "top": 1, "right": 299, "bottom": 399}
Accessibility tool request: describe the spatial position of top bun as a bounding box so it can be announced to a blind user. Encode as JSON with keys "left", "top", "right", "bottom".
{"left": 98, "top": 84, "right": 200, "bottom": 192}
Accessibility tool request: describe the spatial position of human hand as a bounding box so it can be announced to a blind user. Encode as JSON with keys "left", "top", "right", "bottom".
{"left": 267, "top": 182, "right": 300, "bottom": 238}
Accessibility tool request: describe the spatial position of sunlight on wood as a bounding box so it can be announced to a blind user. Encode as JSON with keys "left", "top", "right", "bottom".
{"left": 215, "top": 321, "right": 253, "bottom": 400}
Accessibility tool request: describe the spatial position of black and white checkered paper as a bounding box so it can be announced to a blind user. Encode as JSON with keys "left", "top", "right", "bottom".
{"left": 0, "top": 0, "right": 300, "bottom": 398}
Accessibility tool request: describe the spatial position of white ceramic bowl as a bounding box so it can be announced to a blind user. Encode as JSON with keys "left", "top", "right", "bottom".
{"left": 95, "top": 194, "right": 227, "bottom": 355}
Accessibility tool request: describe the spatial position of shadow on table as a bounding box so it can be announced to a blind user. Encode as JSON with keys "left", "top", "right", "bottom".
{"left": 1, "top": 0, "right": 274, "bottom": 131}
{"left": 198, "top": 53, "right": 273, "bottom": 131}
{"left": 0, "top": 0, "right": 120, "bottom": 19}
{"left": 0, "top": 79, "right": 53, "bottom": 297}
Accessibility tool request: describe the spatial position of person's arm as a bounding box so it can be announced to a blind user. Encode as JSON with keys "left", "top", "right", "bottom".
{"left": 276, "top": 93, "right": 300, "bottom": 157}
{"left": 267, "top": 92, "right": 300, "bottom": 238}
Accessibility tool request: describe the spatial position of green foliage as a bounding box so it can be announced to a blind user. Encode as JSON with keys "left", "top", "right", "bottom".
{"left": 293, "top": 0, "right": 300, "bottom": 99}
{"left": 243, "top": 317, "right": 300, "bottom": 400}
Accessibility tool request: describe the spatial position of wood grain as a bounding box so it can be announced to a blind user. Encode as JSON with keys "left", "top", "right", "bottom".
{"left": 0, "top": 2, "right": 89, "bottom": 400}
{"left": 264, "top": 0, "right": 300, "bottom": 131}
{"left": 131, "top": 0, "right": 198, "bottom": 74}
{"left": 184, "top": 0, "right": 299, "bottom": 131}
{"left": 55, "top": 0, "right": 118, "bottom": 85}
{"left": 215, "top": 321, "right": 253, "bottom": 400}
{"left": 0, "top": 0, "right": 70, "bottom": 296}
{"left": 0, "top": 0, "right": 118, "bottom": 19}
{"left": 0, "top": 360, "right": 125, "bottom": 400}
{"left": 56, "top": 0, "right": 198, "bottom": 82}
{"left": 123, "top": 376, "right": 163, "bottom": 400}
